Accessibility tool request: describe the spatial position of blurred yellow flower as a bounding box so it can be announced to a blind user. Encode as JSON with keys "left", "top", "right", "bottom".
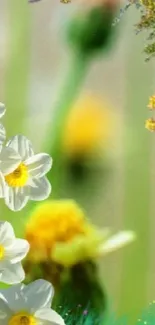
{"left": 147, "top": 95, "right": 155, "bottom": 109}
{"left": 25, "top": 200, "right": 135, "bottom": 267}
{"left": 145, "top": 118, "right": 155, "bottom": 131}
{"left": 139, "top": 0, "right": 155, "bottom": 10}
{"left": 62, "top": 95, "right": 114, "bottom": 159}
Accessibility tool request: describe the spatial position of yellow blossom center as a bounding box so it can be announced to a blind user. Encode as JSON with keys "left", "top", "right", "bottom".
{"left": 9, "top": 313, "right": 37, "bottom": 325}
{"left": 0, "top": 245, "right": 4, "bottom": 260}
{"left": 5, "top": 163, "right": 28, "bottom": 187}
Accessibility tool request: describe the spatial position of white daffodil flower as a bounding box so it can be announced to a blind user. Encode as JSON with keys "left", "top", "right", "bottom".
{"left": 0, "top": 279, "right": 65, "bottom": 325}
{"left": 0, "top": 135, "right": 52, "bottom": 211}
{"left": 0, "top": 102, "right": 6, "bottom": 148}
{"left": 0, "top": 221, "right": 29, "bottom": 284}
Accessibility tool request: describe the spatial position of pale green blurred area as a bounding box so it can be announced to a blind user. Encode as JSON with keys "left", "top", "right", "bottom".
{"left": 0, "top": 0, "right": 155, "bottom": 322}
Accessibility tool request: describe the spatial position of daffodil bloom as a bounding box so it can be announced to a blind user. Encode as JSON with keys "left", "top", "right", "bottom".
{"left": 0, "top": 279, "right": 65, "bottom": 325}
{"left": 25, "top": 200, "right": 135, "bottom": 267}
{"left": 0, "top": 135, "right": 52, "bottom": 211}
{"left": 0, "top": 221, "right": 29, "bottom": 284}
{"left": 0, "top": 102, "right": 6, "bottom": 148}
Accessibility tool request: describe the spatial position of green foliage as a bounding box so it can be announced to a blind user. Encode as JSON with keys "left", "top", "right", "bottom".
{"left": 56, "top": 300, "right": 155, "bottom": 325}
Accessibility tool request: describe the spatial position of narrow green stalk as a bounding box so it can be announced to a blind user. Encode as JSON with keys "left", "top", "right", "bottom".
{"left": 118, "top": 32, "right": 153, "bottom": 322}
{"left": 46, "top": 53, "right": 89, "bottom": 197}
{"left": 4, "top": 0, "right": 31, "bottom": 136}
{"left": 0, "top": 0, "right": 31, "bottom": 232}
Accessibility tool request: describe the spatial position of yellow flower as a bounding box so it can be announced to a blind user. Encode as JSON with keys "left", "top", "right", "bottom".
{"left": 145, "top": 118, "right": 155, "bottom": 131}
{"left": 139, "top": 0, "right": 155, "bottom": 10}
{"left": 25, "top": 200, "right": 135, "bottom": 267}
{"left": 147, "top": 95, "right": 155, "bottom": 109}
{"left": 62, "top": 95, "right": 114, "bottom": 159}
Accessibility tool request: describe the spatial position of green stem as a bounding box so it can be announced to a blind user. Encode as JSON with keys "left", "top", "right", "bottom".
{"left": 0, "top": 0, "right": 31, "bottom": 234}
{"left": 4, "top": 0, "right": 31, "bottom": 136}
{"left": 46, "top": 53, "right": 89, "bottom": 197}
{"left": 118, "top": 33, "right": 153, "bottom": 322}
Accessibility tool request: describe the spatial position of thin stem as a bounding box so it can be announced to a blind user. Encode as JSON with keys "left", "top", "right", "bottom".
{"left": 0, "top": 0, "right": 31, "bottom": 233}
{"left": 4, "top": 0, "right": 31, "bottom": 136}
{"left": 118, "top": 30, "right": 153, "bottom": 322}
{"left": 46, "top": 53, "right": 89, "bottom": 197}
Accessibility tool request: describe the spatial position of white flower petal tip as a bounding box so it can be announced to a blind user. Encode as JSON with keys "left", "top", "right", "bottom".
{"left": 0, "top": 103, "right": 6, "bottom": 118}
{"left": 35, "top": 308, "right": 65, "bottom": 325}
{"left": 99, "top": 231, "right": 136, "bottom": 255}
{"left": 23, "top": 279, "right": 54, "bottom": 311}
{"left": 25, "top": 153, "right": 53, "bottom": 178}
{"left": 0, "top": 262, "right": 25, "bottom": 285}
{"left": 0, "top": 221, "right": 29, "bottom": 284}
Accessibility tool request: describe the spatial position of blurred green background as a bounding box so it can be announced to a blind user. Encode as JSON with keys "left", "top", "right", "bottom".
{"left": 0, "top": 0, "right": 155, "bottom": 322}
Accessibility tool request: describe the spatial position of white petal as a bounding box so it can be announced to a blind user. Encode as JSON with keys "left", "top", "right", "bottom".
{"left": 4, "top": 186, "right": 29, "bottom": 212}
{"left": 0, "top": 261, "right": 25, "bottom": 284}
{"left": 5, "top": 239, "right": 30, "bottom": 263}
{"left": 0, "top": 295, "right": 11, "bottom": 324}
{"left": 6, "top": 135, "right": 34, "bottom": 160}
{"left": 29, "top": 177, "right": 51, "bottom": 201}
{"left": 23, "top": 280, "right": 54, "bottom": 312}
{"left": 0, "top": 221, "right": 15, "bottom": 247}
{"left": 25, "top": 153, "right": 52, "bottom": 178}
{"left": 99, "top": 231, "right": 136, "bottom": 255}
{"left": 0, "top": 103, "right": 6, "bottom": 119}
{"left": 35, "top": 309, "right": 65, "bottom": 325}
{"left": 0, "top": 284, "right": 26, "bottom": 312}
{"left": 0, "top": 147, "right": 21, "bottom": 175}
{"left": 0, "top": 124, "right": 6, "bottom": 145}
{"left": 0, "top": 172, "right": 5, "bottom": 198}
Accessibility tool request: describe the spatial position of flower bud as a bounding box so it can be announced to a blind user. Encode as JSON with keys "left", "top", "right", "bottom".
{"left": 66, "top": 4, "right": 118, "bottom": 57}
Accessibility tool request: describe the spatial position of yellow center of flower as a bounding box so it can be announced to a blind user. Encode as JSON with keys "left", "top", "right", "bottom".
{"left": 0, "top": 245, "right": 4, "bottom": 260}
{"left": 9, "top": 313, "right": 37, "bottom": 325}
{"left": 5, "top": 163, "right": 29, "bottom": 187}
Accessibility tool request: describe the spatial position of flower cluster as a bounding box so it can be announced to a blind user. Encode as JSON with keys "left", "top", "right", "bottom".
{"left": 0, "top": 220, "right": 65, "bottom": 325}
{"left": 0, "top": 105, "right": 65, "bottom": 325}
{"left": 0, "top": 103, "right": 52, "bottom": 211}
{"left": 145, "top": 94, "right": 155, "bottom": 131}
{"left": 113, "top": 0, "right": 155, "bottom": 61}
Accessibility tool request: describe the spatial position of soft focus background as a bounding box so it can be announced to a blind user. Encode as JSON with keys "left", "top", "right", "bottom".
{"left": 0, "top": 0, "right": 155, "bottom": 322}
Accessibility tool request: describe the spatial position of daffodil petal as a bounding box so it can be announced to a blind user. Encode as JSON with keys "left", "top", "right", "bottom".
{"left": 29, "top": 177, "right": 51, "bottom": 201}
{"left": 6, "top": 135, "right": 34, "bottom": 161}
{"left": 0, "top": 295, "right": 11, "bottom": 324}
{"left": 0, "top": 261, "right": 25, "bottom": 284}
{"left": 0, "top": 172, "right": 5, "bottom": 198}
{"left": 4, "top": 186, "right": 29, "bottom": 211}
{"left": 23, "top": 280, "right": 54, "bottom": 312}
{"left": 5, "top": 239, "right": 30, "bottom": 263}
{"left": 25, "top": 153, "right": 52, "bottom": 178}
{"left": 0, "top": 284, "right": 25, "bottom": 312}
{"left": 0, "top": 124, "right": 6, "bottom": 145}
{"left": 35, "top": 309, "right": 65, "bottom": 325}
{"left": 0, "top": 147, "right": 21, "bottom": 175}
{"left": 99, "top": 231, "right": 135, "bottom": 255}
{"left": 0, "top": 103, "right": 6, "bottom": 119}
{"left": 0, "top": 221, "right": 15, "bottom": 246}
